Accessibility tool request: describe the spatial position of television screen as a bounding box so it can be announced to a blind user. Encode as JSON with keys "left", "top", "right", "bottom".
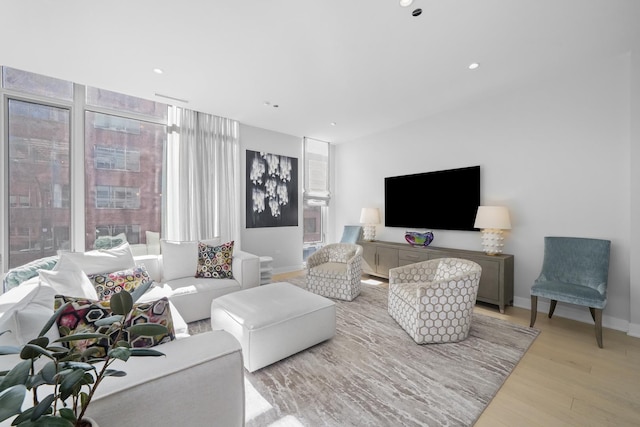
{"left": 384, "top": 166, "right": 480, "bottom": 231}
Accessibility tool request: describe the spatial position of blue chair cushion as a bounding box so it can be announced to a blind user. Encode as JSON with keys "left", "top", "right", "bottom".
{"left": 340, "top": 226, "right": 362, "bottom": 244}
{"left": 531, "top": 279, "right": 606, "bottom": 309}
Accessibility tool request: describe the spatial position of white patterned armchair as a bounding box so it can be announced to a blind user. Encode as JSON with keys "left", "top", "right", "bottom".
{"left": 306, "top": 243, "right": 363, "bottom": 301}
{"left": 388, "top": 258, "right": 482, "bottom": 344}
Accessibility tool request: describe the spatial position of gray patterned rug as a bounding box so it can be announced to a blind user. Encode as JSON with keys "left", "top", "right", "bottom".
{"left": 189, "top": 277, "right": 539, "bottom": 427}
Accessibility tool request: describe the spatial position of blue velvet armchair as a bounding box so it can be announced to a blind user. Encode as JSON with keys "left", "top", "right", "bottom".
{"left": 530, "top": 236, "right": 611, "bottom": 348}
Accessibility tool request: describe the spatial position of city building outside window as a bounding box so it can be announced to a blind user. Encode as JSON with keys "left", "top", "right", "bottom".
{"left": 5, "top": 97, "right": 71, "bottom": 267}
{"left": 84, "top": 94, "right": 165, "bottom": 250}
{"left": 1, "top": 66, "right": 166, "bottom": 268}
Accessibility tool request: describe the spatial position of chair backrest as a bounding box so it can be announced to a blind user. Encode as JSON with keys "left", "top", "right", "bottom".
{"left": 433, "top": 258, "right": 482, "bottom": 281}
{"left": 340, "top": 225, "right": 362, "bottom": 243}
{"left": 538, "top": 236, "right": 611, "bottom": 293}
{"left": 322, "top": 243, "right": 362, "bottom": 262}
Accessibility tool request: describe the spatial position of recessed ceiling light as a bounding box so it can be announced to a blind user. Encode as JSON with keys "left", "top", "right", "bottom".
{"left": 153, "top": 68, "right": 164, "bottom": 74}
{"left": 468, "top": 63, "right": 480, "bottom": 70}
{"left": 330, "top": 122, "right": 337, "bottom": 126}
{"left": 399, "top": 0, "right": 413, "bottom": 7}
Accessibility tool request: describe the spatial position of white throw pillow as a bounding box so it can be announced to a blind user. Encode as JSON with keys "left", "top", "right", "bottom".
{"left": 39, "top": 256, "right": 99, "bottom": 300}
{"left": 201, "top": 237, "right": 222, "bottom": 246}
{"left": 146, "top": 231, "right": 161, "bottom": 255}
{"left": 0, "top": 312, "right": 21, "bottom": 348}
{"left": 58, "top": 242, "right": 136, "bottom": 276}
{"left": 160, "top": 240, "right": 198, "bottom": 281}
{"left": 0, "top": 278, "right": 59, "bottom": 347}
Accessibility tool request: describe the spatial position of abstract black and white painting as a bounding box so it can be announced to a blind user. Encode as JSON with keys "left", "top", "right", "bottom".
{"left": 246, "top": 150, "right": 298, "bottom": 228}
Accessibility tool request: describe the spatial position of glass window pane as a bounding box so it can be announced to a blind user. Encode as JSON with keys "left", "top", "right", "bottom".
{"left": 303, "top": 137, "right": 330, "bottom": 200}
{"left": 7, "top": 99, "right": 71, "bottom": 267}
{"left": 303, "top": 204, "right": 323, "bottom": 244}
{"left": 85, "top": 111, "right": 164, "bottom": 250}
{"left": 86, "top": 87, "right": 167, "bottom": 121}
{"left": 2, "top": 67, "right": 73, "bottom": 101}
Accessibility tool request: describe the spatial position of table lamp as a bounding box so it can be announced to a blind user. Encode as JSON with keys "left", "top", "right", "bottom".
{"left": 360, "top": 208, "right": 381, "bottom": 241}
{"left": 473, "top": 206, "right": 511, "bottom": 255}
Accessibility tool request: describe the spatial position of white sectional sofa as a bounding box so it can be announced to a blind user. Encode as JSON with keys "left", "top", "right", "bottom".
{"left": 0, "top": 240, "right": 260, "bottom": 427}
{"left": 3, "top": 239, "right": 261, "bottom": 323}
{"left": 151, "top": 239, "right": 261, "bottom": 323}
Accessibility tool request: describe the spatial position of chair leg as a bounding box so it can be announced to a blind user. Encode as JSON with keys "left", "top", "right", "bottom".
{"left": 589, "top": 307, "right": 596, "bottom": 322}
{"left": 530, "top": 296, "right": 538, "bottom": 327}
{"left": 548, "top": 300, "right": 557, "bottom": 318}
{"left": 594, "top": 308, "right": 603, "bottom": 348}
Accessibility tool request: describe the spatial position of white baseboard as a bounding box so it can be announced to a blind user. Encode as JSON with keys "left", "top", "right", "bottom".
{"left": 272, "top": 264, "right": 305, "bottom": 275}
{"left": 513, "top": 296, "right": 629, "bottom": 333}
{"left": 627, "top": 323, "right": 640, "bottom": 338}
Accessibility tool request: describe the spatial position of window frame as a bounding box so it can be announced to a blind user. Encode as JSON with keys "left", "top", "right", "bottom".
{"left": 302, "top": 137, "right": 331, "bottom": 259}
{"left": 1, "top": 66, "right": 168, "bottom": 272}
{"left": 3, "top": 91, "right": 74, "bottom": 269}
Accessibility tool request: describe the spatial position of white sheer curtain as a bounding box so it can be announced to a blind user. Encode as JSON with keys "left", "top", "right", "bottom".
{"left": 164, "top": 107, "right": 241, "bottom": 246}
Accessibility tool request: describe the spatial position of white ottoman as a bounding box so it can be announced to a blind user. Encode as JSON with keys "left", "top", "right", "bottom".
{"left": 210, "top": 281, "right": 336, "bottom": 372}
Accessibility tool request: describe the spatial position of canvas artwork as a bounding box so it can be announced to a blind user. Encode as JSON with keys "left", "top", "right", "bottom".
{"left": 246, "top": 150, "right": 298, "bottom": 228}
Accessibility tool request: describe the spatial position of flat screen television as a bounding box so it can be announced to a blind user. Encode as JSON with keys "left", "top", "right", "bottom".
{"left": 384, "top": 165, "right": 480, "bottom": 231}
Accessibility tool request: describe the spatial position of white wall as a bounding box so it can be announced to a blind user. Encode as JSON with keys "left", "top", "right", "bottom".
{"left": 629, "top": 49, "right": 640, "bottom": 337}
{"left": 239, "top": 124, "right": 304, "bottom": 273}
{"left": 334, "top": 54, "right": 633, "bottom": 331}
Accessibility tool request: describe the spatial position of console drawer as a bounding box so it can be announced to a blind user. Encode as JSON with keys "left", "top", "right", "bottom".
{"left": 398, "top": 249, "right": 430, "bottom": 265}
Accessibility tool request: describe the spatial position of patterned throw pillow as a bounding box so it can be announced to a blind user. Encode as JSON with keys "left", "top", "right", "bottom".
{"left": 196, "top": 241, "right": 234, "bottom": 279}
{"left": 54, "top": 295, "right": 175, "bottom": 357}
{"left": 89, "top": 265, "right": 152, "bottom": 301}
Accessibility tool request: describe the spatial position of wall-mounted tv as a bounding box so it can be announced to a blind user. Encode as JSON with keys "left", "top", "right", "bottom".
{"left": 384, "top": 166, "right": 480, "bottom": 231}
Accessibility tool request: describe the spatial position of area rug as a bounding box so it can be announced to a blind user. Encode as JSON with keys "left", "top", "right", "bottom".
{"left": 189, "top": 277, "right": 539, "bottom": 427}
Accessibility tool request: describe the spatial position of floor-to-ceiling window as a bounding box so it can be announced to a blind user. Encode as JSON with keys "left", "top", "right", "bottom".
{"left": 84, "top": 87, "right": 166, "bottom": 250}
{"left": 302, "top": 137, "right": 330, "bottom": 261}
{"left": 6, "top": 99, "right": 71, "bottom": 268}
{"left": 2, "top": 66, "right": 166, "bottom": 270}
{"left": 3, "top": 68, "right": 74, "bottom": 268}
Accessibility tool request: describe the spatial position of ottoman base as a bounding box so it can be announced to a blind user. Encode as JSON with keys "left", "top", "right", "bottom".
{"left": 211, "top": 282, "right": 336, "bottom": 372}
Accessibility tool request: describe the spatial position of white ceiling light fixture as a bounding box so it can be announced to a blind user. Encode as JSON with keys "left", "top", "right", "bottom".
{"left": 468, "top": 63, "right": 480, "bottom": 70}
{"left": 399, "top": 0, "right": 414, "bottom": 7}
{"left": 153, "top": 68, "right": 164, "bottom": 74}
{"left": 330, "top": 122, "right": 337, "bottom": 126}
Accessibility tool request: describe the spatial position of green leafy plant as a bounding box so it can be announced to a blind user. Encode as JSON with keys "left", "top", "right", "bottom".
{"left": 0, "top": 288, "right": 167, "bottom": 427}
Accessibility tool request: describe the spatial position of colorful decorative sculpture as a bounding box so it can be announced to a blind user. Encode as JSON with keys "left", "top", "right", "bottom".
{"left": 404, "top": 231, "right": 434, "bottom": 247}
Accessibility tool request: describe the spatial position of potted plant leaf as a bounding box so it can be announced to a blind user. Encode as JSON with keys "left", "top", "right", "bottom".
{"left": 0, "top": 287, "right": 167, "bottom": 427}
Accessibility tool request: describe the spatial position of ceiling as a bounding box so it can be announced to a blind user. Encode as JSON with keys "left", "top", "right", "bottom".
{"left": 1, "top": 0, "right": 638, "bottom": 143}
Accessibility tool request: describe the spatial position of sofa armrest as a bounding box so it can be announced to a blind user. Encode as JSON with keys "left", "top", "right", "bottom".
{"left": 129, "top": 243, "right": 149, "bottom": 257}
{"left": 88, "top": 331, "right": 245, "bottom": 427}
{"left": 232, "top": 250, "right": 260, "bottom": 290}
{"left": 0, "top": 331, "right": 245, "bottom": 427}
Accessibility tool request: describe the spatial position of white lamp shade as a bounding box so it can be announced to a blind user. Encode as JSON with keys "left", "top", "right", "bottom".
{"left": 360, "top": 207, "right": 381, "bottom": 225}
{"left": 474, "top": 206, "right": 511, "bottom": 230}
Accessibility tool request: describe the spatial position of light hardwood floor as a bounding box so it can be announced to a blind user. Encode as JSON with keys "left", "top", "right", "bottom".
{"left": 273, "top": 271, "right": 640, "bottom": 427}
